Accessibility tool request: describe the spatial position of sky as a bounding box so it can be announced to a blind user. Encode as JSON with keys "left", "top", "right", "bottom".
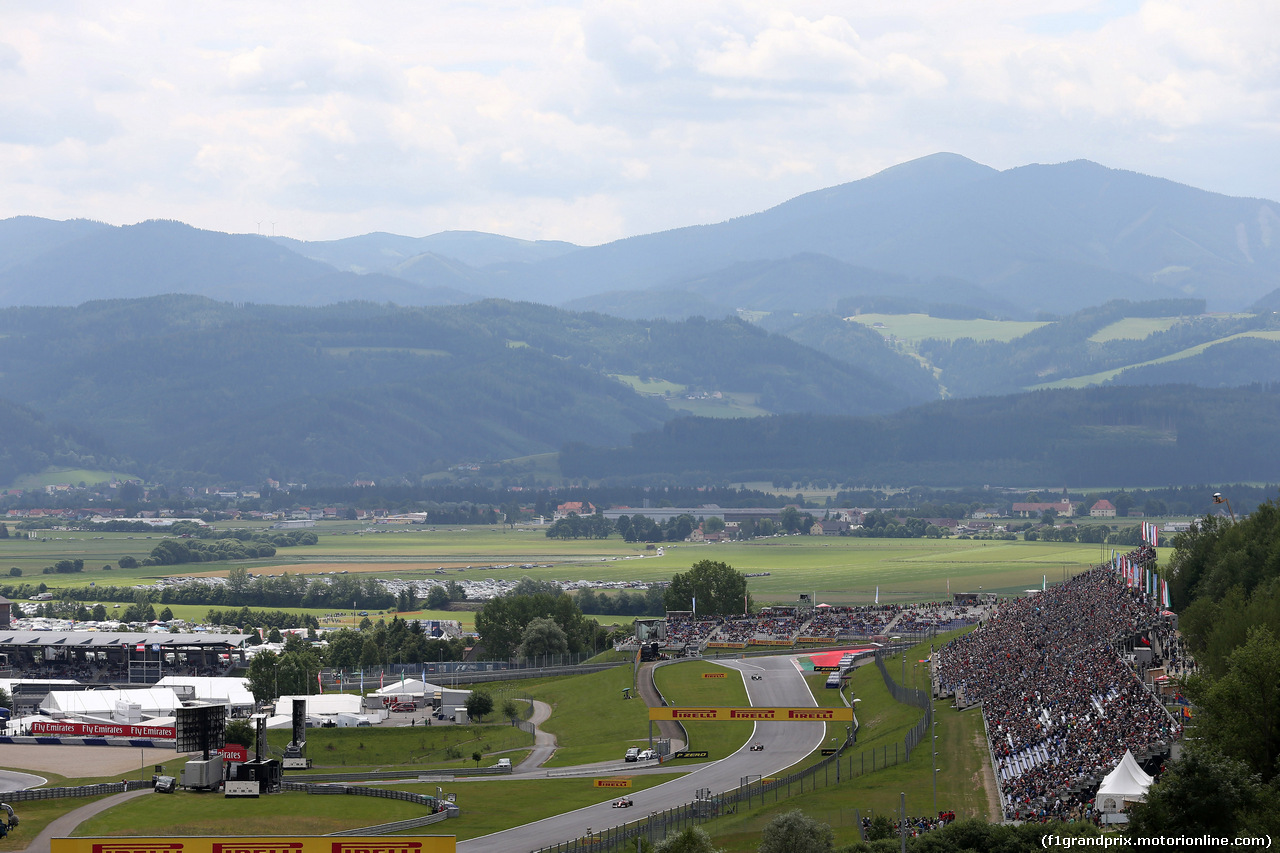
{"left": 1, "top": 0, "right": 1277, "bottom": 245}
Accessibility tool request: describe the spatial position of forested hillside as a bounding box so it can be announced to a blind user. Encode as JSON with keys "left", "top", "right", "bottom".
{"left": 0, "top": 296, "right": 928, "bottom": 484}
{"left": 560, "top": 384, "right": 1280, "bottom": 487}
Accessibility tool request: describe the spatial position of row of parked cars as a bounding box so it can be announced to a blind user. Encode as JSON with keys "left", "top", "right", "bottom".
{"left": 624, "top": 747, "right": 657, "bottom": 762}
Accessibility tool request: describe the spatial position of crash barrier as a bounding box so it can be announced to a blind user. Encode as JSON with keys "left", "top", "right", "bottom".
{"left": 873, "top": 649, "right": 935, "bottom": 761}
{"left": 327, "top": 808, "right": 455, "bottom": 836}
{"left": 530, "top": 732, "right": 856, "bottom": 853}
{"left": 285, "top": 766, "right": 510, "bottom": 783}
{"left": 4, "top": 780, "right": 152, "bottom": 802}
{"left": 280, "top": 781, "right": 436, "bottom": 807}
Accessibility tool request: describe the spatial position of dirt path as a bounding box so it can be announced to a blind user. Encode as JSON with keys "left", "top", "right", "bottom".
{"left": 976, "top": 729, "right": 1002, "bottom": 820}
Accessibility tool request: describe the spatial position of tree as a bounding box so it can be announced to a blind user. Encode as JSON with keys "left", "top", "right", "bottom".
{"left": 502, "top": 698, "right": 521, "bottom": 726}
{"left": 758, "top": 810, "right": 833, "bottom": 853}
{"left": 471, "top": 750, "right": 482, "bottom": 768}
{"left": 664, "top": 560, "right": 750, "bottom": 616}
{"left": 1185, "top": 625, "right": 1280, "bottom": 782}
{"left": 158, "top": 606, "right": 174, "bottom": 622}
{"left": 425, "top": 585, "right": 450, "bottom": 610}
{"left": 246, "top": 650, "right": 279, "bottom": 704}
{"left": 517, "top": 617, "right": 569, "bottom": 659}
{"left": 224, "top": 719, "right": 255, "bottom": 748}
{"left": 118, "top": 555, "right": 138, "bottom": 569}
{"left": 1126, "top": 746, "right": 1264, "bottom": 838}
{"left": 654, "top": 827, "right": 721, "bottom": 853}
{"left": 0, "top": 686, "right": 10, "bottom": 712}
{"left": 465, "top": 691, "right": 493, "bottom": 722}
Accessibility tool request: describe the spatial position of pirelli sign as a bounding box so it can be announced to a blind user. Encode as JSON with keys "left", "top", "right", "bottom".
{"left": 51, "top": 838, "right": 456, "bottom": 853}
{"left": 648, "top": 707, "right": 853, "bottom": 722}
{"left": 594, "top": 779, "right": 633, "bottom": 788}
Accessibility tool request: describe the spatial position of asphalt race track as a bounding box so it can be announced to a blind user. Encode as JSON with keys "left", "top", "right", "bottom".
{"left": 458, "top": 654, "right": 830, "bottom": 853}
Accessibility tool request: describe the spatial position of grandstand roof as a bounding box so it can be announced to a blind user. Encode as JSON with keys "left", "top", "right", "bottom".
{"left": 0, "top": 630, "right": 249, "bottom": 648}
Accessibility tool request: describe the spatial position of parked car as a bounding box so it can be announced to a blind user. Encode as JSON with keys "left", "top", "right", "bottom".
{"left": 390, "top": 702, "right": 415, "bottom": 712}
{"left": 625, "top": 747, "right": 640, "bottom": 762}
{"left": 637, "top": 749, "right": 657, "bottom": 761}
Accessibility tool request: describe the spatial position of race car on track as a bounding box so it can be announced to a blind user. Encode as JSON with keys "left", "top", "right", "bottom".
{"left": 612, "top": 797, "right": 634, "bottom": 808}
{"left": 751, "top": 674, "right": 763, "bottom": 681}
{"left": 749, "top": 743, "right": 765, "bottom": 751}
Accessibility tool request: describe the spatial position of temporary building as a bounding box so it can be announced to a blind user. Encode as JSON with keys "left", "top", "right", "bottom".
{"left": 156, "top": 675, "right": 255, "bottom": 713}
{"left": 1096, "top": 750, "right": 1154, "bottom": 815}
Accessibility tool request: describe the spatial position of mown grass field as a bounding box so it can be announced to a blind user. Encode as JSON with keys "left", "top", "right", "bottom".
{"left": 2, "top": 525, "right": 1129, "bottom": 608}
{"left": 653, "top": 660, "right": 753, "bottom": 760}
{"left": 846, "top": 313, "right": 1047, "bottom": 344}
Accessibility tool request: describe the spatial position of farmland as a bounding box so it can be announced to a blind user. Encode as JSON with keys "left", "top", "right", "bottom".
{"left": 0, "top": 523, "right": 1125, "bottom": 609}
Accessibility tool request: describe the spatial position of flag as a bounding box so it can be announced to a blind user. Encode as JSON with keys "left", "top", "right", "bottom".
{"left": 317, "top": 671, "right": 323, "bottom": 693}
{"left": 1181, "top": 706, "right": 1192, "bottom": 719}
{"left": 136, "top": 643, "right": 145, "bottom": 652}
{"left": 380, "top": 671, "right": 384, "bottom": 689}
{"left": 692, "top": 596, "right": 696, "bottom": 616}
{"left": 875, "top": 586, "right": 879, "bottom": 604}
{"left": 400, "top": 670, "right": 406, "bottom": 686}
{"left": 1042, "top": 574, "right": 1046, "bottom": 592}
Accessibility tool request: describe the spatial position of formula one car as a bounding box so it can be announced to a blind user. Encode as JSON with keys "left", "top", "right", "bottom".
{"left": 750, "top": 674, "right": 763, "bottom": 681}
{"left": 612, "top": 797, "right": 634, "bottom": 808}
{"left": 749, "top": 743, "right": 765, "bottom": 751}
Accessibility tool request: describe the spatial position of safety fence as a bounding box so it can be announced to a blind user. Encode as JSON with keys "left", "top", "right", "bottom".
{"left": 327, "top": 808, "right": 455, "bottom": 836}
{"left": 281, "top": 780, "right": 435, "bottom": 807}
{"left": 3, "top": 780, "right": 152, "bottom": 802}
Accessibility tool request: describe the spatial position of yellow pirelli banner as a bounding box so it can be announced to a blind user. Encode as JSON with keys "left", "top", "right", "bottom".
{"left": 701, "top": 672, "right": 727, "bottom": 678}
{"left": 594, "top": 778, "right": 633, "bottom": 788}
{"left": 649, "top": 707, "right": 854, "bottom": 722}
{"left": 52, "top": 838, "right": 456, "bottom": 853}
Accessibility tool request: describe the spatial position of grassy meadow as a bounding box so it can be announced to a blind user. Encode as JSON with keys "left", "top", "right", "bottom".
{"left": 846, "top": 313, "right": 1048, "bottom": 344}
{"left": 1, "top": 523, "right": 1131, "bottom": 612}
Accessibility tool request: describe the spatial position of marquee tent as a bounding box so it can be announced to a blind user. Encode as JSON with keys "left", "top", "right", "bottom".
{"left": 1096, "top": 750, "right": 1154, "bottom": 814}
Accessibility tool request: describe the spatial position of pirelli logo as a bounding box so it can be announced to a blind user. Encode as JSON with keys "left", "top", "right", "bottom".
{"left": 701, "top": 672, "right": 727, "bottom": 678}
{"left": 786, "top": 709, "right": 835, "bottom": 720}
{"left": 670, "top": 710, "right": 720, "bottom": 719}
{"left": 650, "top": 707, "right": 853, "bottom": 722}
{"left": 55, "top": 839, "right": 454, "bottom": 853}
{"left": 594, "top": 779, "right": 633, "bottom": 788}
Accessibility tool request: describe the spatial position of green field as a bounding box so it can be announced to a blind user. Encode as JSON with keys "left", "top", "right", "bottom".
{"left": 1, "top": 525, "right": 1131, "bottom": 608}
{"left": 846, "top": 313, "right": 1048, "bottom": 344}
{"left": 1088, "top": 316, "right": 1185, "bottom": 342}
{"left": 1033, "top": 329, "right": 1280, "bottom": 390}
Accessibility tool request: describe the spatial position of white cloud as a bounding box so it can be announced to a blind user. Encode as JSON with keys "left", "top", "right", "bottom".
{"left": 0, "top": 0, "right": 1277, "bottom": 242}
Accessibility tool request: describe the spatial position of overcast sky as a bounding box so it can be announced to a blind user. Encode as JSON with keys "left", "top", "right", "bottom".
{"left": 2, "top": 1, "right": 1277, "bottom": 245}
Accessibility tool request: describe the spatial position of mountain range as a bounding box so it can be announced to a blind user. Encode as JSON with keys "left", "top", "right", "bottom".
{"left": 4, "top": 154, "right": 1280, "bottom": 318}
{"left": 3, "top": 153, "right": 1280, "bottom": 489}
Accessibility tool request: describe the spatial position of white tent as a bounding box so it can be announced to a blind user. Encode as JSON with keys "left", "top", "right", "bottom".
{"left": 373, "top": 678, "right": 430, "bottom": 697}
{"left": 39, "top": 687, "right": 182, "bottom": 720}
{"left": 156, "top": 676, "right": 255, "bottom": 712}
{"left": 1096, "top": 750, "right": 1154, "bottom": 814}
